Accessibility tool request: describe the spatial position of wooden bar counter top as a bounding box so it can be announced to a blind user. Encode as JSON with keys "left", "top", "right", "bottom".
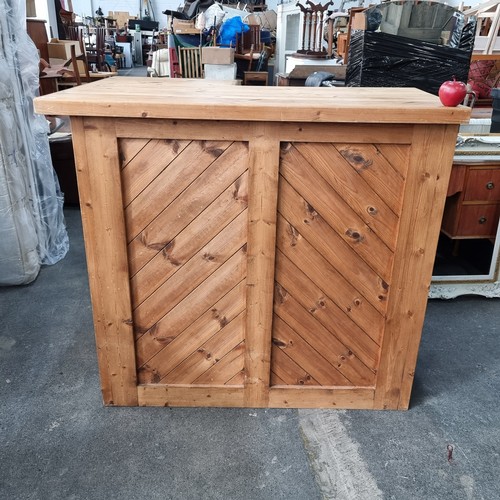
{"left": 35, "top": 78, "right": 470, "bottom": 409}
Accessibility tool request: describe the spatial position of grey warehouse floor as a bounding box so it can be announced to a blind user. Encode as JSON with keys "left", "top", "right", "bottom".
{"left": 1, "top": 207, "right": 499, "bottom": 499}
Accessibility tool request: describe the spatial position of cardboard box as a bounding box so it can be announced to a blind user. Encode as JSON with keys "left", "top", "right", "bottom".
{"left": 172, "top": 19, "right": 199, "bottom": 34}
{"left": 47, "top": 40, "right": 81, "bottom": 60}
{"left": 202, "top": 47, "right": 235, "bottom": 65}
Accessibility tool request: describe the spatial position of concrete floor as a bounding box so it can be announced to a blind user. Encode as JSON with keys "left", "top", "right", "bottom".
{"left": 1, "top": 207, "right": 499, "bottom": 499}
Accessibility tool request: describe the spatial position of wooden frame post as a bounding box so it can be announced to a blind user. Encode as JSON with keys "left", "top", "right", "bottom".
{"left": 71, "top": 117, "right": 138, "bottom": 406}
{"left": 244, "top": 123, "right": 281, "bottom": 407}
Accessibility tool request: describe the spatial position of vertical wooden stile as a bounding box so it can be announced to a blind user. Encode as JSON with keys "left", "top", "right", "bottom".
{"left": 374, "top": 124, "right": 459, "bottom": 410}
{"left": 244, "top": 123, "right": 280, "bottom": 407}
{"left": 70, "top": 116, "right": 138, "bottom": 406}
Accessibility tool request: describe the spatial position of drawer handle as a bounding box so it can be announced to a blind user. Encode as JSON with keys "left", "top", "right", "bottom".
{"left": 479, "top": 216, "right": 487, "bottom": 224}
{"left": 486, "top": 181, "right": 495, "bottom": 190}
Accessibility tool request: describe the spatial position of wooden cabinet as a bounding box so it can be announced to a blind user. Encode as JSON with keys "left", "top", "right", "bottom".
{"left": 34, "top": 81, "right": 468, "bottom": 410}
{"left": 442, "top": 163, "right": 500, "bottom": 239}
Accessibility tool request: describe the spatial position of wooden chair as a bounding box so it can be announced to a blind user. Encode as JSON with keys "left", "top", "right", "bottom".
{"left": 295, "top": 1, "right": 333, "bottom": 57}
{"left": 235, "top": 25, "right": 262, "bottom": 71}
{"left": 178, "top": 47, "right": 203, "bottom": 78}
{"left": 57, "top": 44, "right": 91, "bottom": 90}
{"left": 86, "top": 27, "right": 107, "bottom": 72}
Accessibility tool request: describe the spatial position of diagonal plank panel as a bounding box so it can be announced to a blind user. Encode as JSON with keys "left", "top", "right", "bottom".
{"left": 128, "top": 143, "right": 249, "bottom": 277}
{"left": 276, "top": 215, "right": 383, "bottom": 339}
{"left": 138, "top": 280, "right": 246, "bottom": 382}
{"left": 276, "top": 250, "right": 381, "bottom": 363}
{"left": 194, "top": 343, "right": 245, "bottom": 385}
{"left": 374, "top": 144, "right": 410, "bottom": 179}
{"left": 130, "top": 173, "right": 248, "bottom": 306}
{"left": 162, "top": 313, "right": 245, "bottom": 384}
{"left": 136, "top": 246, "right": 247, "bottom": 366}
{"left": 271, "top": 346, "right": 320, "bottom": 386}
{"left": 272, "top": 314, "right": 352, "bottom": 386}
{"left": 280, "top": 144, "right": 393, "bottom": 281}
{"left": 125, "top": 140, "right": 232, "bottom": 241}
{"left": 121, "top": 139, "right": 190, "bottom": 206}
{"left": 118, "top": 138, "right": 149, "bottom": 168}
{"left": 270, "top": 140, "right": 408, "bottom": 390}
{"left": 274, "top": 287, "right": 376, "bottom": 386}
{"left": 336, "top": 143, "right": 407, "bottom": 214}
{"left": 278, "top": 178, "right": 389, "bottom": 314}
{"left": 227, "top": 369, "right": 246, "bottom": 385}
{"left": 294, "top": 142, "right": 400, "bottom": 250}
{"left": 134, "top": 211, "right": 247, "bottom": 334}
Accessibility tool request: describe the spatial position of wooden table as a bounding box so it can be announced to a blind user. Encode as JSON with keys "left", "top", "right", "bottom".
{"left": 34, "top": 78, "right": 469, "bottom": 409}
{"left": 39, "top": 67, "right": 116, "bottom": 95}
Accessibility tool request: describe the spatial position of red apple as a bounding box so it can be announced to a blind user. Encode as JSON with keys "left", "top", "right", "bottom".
{"left": 439, "top": 77, "right": 467, "bottom": 107}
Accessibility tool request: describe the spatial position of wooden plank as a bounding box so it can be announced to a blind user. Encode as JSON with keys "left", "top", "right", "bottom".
{"left": 163, "top": 313, "right": 245, "bottom": 384}
{"left": 295, "top": 142, "right": 400, "bottom": 250}
{"left": 278, "top": 179, "right": 388, "bottom": 315}
{"left": 274, "top": 288, "right": 376, "bottom": 386}
{"left": 194, "top": 344, "right": 245, "bottom": 384}
{"left": 374, "top": 124, "right": 459, "bottom": 410}
{"left": 270, "top": 372, "right": 287, "bottom": 386}
{"left": 71, "top": 116, "right": 137, "bottom": 406}
{"left": 34, "top": 81, "right": 471, "bottom": 125}
{"left": 280, "top": 145, "right": 394, "bottom": 281}
{"left": 276, "top": 251, "right": 382, "bottom": 365}
{"left": 128, "top": 143, "right": 248, "bottom": 277}
{"left": 116, "top": 119, "right": 253, "bottom": 141}
{"left": 271, "top": 346, "right": 320, "bottom": 386}
{"left": 125, "top": 140, "right": 231, "bottom": 241}
{"left": 244, "top": 123, "right": 280, "bottom": 407}
{"left": 226, "top": 369, "right": 246, "bottom": 385}
{"left": 138, "top": 385, "right": 245, "bottom": 407}
{"left": 268, "top": 387, "right": 375, "bottom": 409}
{"left": 114, "top": 119, "right": 413, "bottom": 144}
{"left": 121, "top": 139, "right": 190, "bottom": 206}
{"left": 276, "top": 215, "right": 384, "bottom": 340}
{"left": 138, "top": 280, "right": 246, "bottom": 382}
{"left": 134, "top": 211, "right": 247, "bottom": 334}
{"left": 336, "top": 143, "right": 407, "bottom": 215}
{"left": 131, "top": 173, "right": 248, "bottom": 306}
{"left": 374, "top": 144, "right": 410, "bottom": 179}
{"left": 273, "top": 316, "right": 351, "bottom": 386}
{"left": 135, "top": 247, "right": 247, "bottom": 365}
{"left": 118, "top": 138, "right": 149, "bottom": 168}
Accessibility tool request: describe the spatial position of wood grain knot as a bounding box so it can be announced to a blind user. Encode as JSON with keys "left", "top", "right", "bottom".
{"left": 156, "top": 336, "right": 175, "bottom": 345}
{"left": 367, "top": 206, "right": 378, "bottom": 216}
{"left": 345, "top": 228, "right": 364, "bottom": 242}
{"left": 165, "top": 139, "right": 180, "bottom": 154}
{"left": 272, "top": 338, "right": 287, "bottom": 348}
{"left": 340, "top": 149, "right": 373, "bottom": 171}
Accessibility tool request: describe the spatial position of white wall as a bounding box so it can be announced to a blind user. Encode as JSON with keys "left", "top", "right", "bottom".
{"left": 70, "top": 0, "right": 181, "bottom": 28}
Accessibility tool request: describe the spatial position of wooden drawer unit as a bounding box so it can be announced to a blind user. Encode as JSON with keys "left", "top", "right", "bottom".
{"left": 442, "top": 163, "right": 500, "bottom": 239}
{"left": 463, "top": 168, "right": 500, "bottom": 201}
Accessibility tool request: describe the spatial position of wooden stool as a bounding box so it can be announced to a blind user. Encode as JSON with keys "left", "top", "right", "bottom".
{"left": 243, "top": 71, "right": 268, "bottom": 86}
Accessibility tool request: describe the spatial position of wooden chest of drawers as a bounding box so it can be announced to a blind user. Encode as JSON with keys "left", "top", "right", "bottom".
{"left": 442, "top": 162, "right": 500, "bottom": 239}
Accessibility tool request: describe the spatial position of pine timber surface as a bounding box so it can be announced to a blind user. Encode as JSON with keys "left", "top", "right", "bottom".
{"left": 34, "top": 79, "right": 469, "bottom": 409}
{"left": 34, "top": 77, "right": 469, "bottom": 123}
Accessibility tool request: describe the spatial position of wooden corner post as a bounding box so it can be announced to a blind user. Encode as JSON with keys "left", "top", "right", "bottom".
{"left": 374, "top": 124, "right": 459, "bottom": 410}
{"left": 70, "top": 117, "right": 138, "bottom": 406}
